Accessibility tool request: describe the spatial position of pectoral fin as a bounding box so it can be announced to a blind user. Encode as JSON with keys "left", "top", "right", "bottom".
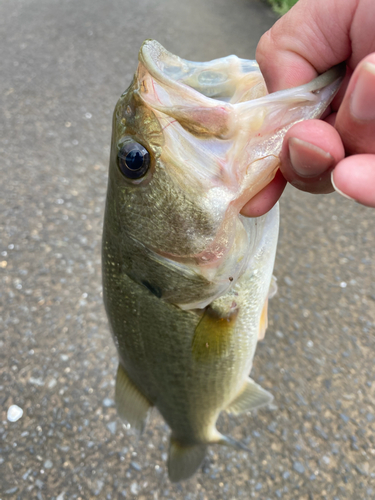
{"left": 115, "top": 364, "right": 152, "bottom": 433}
{"left": 226, "top": 378, "right": 273, "bottom": 415}
{"left": 258, "top": 298, "right": 269, "bottom": 341}
{"left": 192, "top": 304, "right": 238, "bottom": 362}
{"left": 168, "top": 438, "right": 207, "bottom": 482}
{"left": 258, "top": 275, "right": 277, "bottom": 341}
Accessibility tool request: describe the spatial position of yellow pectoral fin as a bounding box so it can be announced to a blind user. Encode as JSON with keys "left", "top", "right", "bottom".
{"left": 258, "top": 275, "right": 277, "bottom": 341}
{"left": 258, "top": 298, "right": 268, "bottom": 341}
{"left": 192, "top": 305, "right": 238, "bottom": 362}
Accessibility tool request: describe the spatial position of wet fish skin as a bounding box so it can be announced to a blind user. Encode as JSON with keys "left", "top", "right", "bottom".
{"left": 102, "top": 40, "right": 344, "bottom": 482}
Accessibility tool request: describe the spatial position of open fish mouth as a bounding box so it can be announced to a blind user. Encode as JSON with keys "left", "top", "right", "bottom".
{"left": 137, "top": 39, "right": 344, "bottom": 205}
{"left": 132, "top": 40, "right": 344, "bottom": 263}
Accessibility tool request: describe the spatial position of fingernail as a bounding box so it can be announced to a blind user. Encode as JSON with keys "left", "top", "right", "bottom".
{"left": 331, "top": 171, "right": 355, "bottom": 201}
{"left": 351, "top": 62, "right": 375, "bottom": 121}
{"left": 288, "top": 137, "right": 334, "bottom": 177}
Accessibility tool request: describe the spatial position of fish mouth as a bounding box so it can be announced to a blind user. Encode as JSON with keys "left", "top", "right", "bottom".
{"left": 138, "top": 41, "right": 344, "bottom": 191}
{"left": 133, "top": 40, "right": 345, "bottom": 272}
{"left": 137, "top": 42, "right": 344, "bottom": 214}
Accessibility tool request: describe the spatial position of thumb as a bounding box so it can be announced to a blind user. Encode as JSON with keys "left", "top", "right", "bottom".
{"left": 335, "top": 55, "right": 375, "bottom": 155}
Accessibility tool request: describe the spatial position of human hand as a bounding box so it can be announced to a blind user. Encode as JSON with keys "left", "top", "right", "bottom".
{"left": 241, "top": 0, "right": 375, "bottom": 217}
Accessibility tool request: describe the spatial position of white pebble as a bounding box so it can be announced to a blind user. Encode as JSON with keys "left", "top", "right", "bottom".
{"left": 48, "top": 378, "right": 57, "bottom": 389}
{"left": 130, "top": 482, "right": 139, "bottom": 495}
{"left": 7, "top": 404, "right": 23, "bottom": 422}
{"left": 29, "top": 377, "right": 45, "bottom": 386}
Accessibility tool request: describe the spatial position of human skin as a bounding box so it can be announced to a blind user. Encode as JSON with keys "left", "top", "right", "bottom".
{"left": 241, "top": 0, "right": 375, "bottom": 217}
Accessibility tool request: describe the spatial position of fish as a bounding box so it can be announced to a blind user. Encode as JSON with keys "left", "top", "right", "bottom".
{"left": 102, "top": 40, "right": 343, "bottom": 482}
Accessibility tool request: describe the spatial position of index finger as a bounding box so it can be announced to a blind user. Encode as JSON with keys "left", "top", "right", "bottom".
{"left": 256, "top": 0, "right": 354, "bottom": 92}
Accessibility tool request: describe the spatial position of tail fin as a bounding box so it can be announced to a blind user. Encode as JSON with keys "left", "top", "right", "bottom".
{"left": 167, "top": 438, "right": 207, "bottom": 482}
{"left": 167, "top": 432, "right": 251, "bottom": 481}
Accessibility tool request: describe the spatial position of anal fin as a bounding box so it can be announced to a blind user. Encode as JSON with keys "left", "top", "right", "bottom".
{"left": 168, "top": 438, "right": 207, "bottom": 482}
{"left": 226, "top": 377, "right": 273, "bottom": 415}
{"left": 115, "top": 363, "right": 152, "bottom": 433}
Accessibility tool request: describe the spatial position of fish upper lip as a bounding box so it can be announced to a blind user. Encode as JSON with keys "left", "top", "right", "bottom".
{"left": 139, "top": 39, "right": 345, "bottom": 108}
{"left": 138, "top": 39, "right": 263, "bottom": 108}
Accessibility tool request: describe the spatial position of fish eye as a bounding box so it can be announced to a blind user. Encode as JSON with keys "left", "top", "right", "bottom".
{"left": 117, "top": 141, "right": 150, "bottom": 179}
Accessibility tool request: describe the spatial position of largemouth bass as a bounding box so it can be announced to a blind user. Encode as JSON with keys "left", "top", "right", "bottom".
{"left": 102, "top": 40, "right": 343, "bottom": 482}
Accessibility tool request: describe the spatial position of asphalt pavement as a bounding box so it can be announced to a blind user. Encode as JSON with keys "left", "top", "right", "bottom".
{"left": 1, "top": 0, "right": 374, "bottom": 499}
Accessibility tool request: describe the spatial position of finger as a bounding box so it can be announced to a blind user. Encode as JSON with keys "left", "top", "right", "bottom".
{"left": 256, "top": 0, "right": 353, "bottom": 92}
{"left": 279, "top": 120, "right": 345, "bottom": 193}
{"left": 335, "top": 55, "right": 375, "bottom": 155}
{"left": 241, "top": 169, "right": 286, "bottom": 217}
{"left": 332, "top": 154, "right": 375, "bottom": 207}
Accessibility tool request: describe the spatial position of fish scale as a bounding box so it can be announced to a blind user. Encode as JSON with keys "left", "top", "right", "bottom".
{"left": 102, "top": 40, "right": 344, "bottom": 481}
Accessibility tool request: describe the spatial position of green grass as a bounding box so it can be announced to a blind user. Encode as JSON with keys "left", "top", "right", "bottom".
{"left": 267, "top": 0, "right": 299, "bottom": 15}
